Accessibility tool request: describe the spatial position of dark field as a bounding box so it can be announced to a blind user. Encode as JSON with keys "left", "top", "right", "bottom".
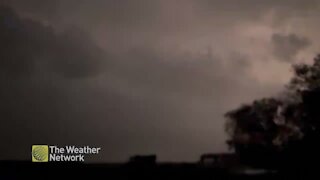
{"left": 0, "top": 161, "right": 312, "bottom": 180}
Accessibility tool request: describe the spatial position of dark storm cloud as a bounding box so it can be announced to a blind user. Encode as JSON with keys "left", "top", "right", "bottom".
{"left": 5, "top": 0, "right": 319, "bottom": 23}
{"left": 202, "top": 0, "right": 317, "bottom": 13}
{"left": 272, "top": 33, "right": 311, "bottom": 61}
{"left": 3, "top": 0, "right": 161, "bottom": 28}
{"left": 1, "top": 0, "right": 319, "bottom": 162}
{"left": 4, "top": 0, "right": 319, "bottom": 45}
{"left": 0, "top": 5, "right": 105, "bottom": 78}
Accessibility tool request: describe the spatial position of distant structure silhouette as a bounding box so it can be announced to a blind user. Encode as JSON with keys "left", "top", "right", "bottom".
{"left": 128, "top": 155, "right": 157, "bottom": 166}
{"left": 199, "top": 153, "right": 239, "bottom": 168}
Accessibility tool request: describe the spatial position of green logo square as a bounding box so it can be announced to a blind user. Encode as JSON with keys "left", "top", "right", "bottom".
{"left": 32, "top": 145, "right": 49, "bottom": 162}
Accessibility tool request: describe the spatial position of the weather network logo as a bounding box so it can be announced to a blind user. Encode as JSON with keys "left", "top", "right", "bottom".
{"left": 31, "top": 144, "right": 101, "bottom": 162}
{"left": 32, "top": 145, "right": 49, "bottom": 162}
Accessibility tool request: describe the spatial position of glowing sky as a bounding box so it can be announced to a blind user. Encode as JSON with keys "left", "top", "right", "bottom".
{"left": 1, "top": 0, "right": 319, "bottom": 162}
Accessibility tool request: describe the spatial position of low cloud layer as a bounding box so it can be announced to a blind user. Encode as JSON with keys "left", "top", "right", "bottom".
{"left": 272, "top": 33, "right": 311, "bottom": 61}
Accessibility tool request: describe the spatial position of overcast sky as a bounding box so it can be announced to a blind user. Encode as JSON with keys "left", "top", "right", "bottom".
{"left": 0, "top": 0, "right": 319, "bottom": 162}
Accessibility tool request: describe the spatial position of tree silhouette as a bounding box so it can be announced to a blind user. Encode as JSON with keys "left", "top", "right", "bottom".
{"left": 225, "top": 55, "right": 320, "bottom": 169}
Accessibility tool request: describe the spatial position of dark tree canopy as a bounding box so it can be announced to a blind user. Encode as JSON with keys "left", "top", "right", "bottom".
{"left": 225, "top": 55, "right": 320, "bottom": 169}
